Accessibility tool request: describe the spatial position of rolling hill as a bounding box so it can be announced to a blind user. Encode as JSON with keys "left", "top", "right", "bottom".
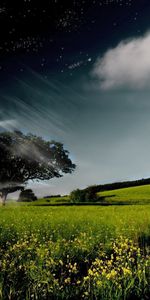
{"left": 98, "top": 184, "right": 150, "bottom": 205}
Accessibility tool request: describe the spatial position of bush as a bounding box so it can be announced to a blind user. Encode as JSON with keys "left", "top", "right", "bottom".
{"left": 70, "top": 189, "right": 85, "bottom": 203}
{"left": 84, "top": 187, "right": 98, "bottom": 202}
{"left": 18, "top": 189, "right": 37, "bottom": 202}
{"left": 70, "top": 188, "right": 98, "bottom": 203}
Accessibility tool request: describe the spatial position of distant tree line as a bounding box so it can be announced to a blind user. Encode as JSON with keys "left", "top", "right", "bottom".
{"left": 44, "top": 195, "right": 61, "bottom": 199}
{"left": 84, "top": 178, "right": 150, "bottom": 194}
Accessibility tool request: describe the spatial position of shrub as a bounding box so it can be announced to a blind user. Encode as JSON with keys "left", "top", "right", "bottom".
{"left": 84, "top": 187, "right": 98, "bottom": 202}
{"left": 18, "top": 189, "right": 37, "bottom": 202}
{"left": 70, "top": 189, "right": 85, "bottom": 203}
{"left": 70, "top": 188, "right": 98, "bottom": 203}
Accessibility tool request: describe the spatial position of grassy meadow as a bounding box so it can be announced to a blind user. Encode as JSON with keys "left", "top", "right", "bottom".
{"left": 99, "top": 184, "right": 150, "bottom": 205}
{"left": 1, "top": 186, "right": 150, "bottom": 299}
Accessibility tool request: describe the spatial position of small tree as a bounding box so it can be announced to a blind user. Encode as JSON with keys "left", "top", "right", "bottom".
{"left": 0, "top": 131, "right": 76, "bottom": 205}
{"left": 84, "top": 187, "right": 98, "bottom": 202}
{"left": 70, "top": 188, "right": 98, "bottom": 203}
{"left": 18, "top": 189, "right": 37, "bottom": 202}
{"left": 70, "top": 189, "right": 86, "bottom": 203}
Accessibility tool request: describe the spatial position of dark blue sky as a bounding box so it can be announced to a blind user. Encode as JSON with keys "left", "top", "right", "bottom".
{"left": 1, "top": 0, "right": 150, "bottom": 197}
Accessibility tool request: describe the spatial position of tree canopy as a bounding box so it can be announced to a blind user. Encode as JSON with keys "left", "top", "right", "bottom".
{"left": 0, "top": 130, "right": 76, "bottom": 204}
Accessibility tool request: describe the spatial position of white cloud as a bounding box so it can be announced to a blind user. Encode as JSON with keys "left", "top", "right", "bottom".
{"left": 0, "top": 119, "right": 18, "bottom": 130}
{"left": 92, "top": 32, "right": 150, "bottom": 90}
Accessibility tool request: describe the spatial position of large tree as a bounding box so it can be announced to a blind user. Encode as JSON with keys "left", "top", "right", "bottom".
{"left": 0, "top": 131, "right": 76, "bottom": 205}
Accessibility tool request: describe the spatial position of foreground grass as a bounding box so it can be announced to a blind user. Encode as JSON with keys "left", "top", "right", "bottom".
{"left": 99, "top": 184, "right": 150, "bottom": 204}
{"left": 0, "top": 204, "right": 150, "bottom": 299}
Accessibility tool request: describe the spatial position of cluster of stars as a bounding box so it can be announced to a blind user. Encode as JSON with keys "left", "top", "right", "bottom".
{"left": 0, "top": 36, "right": 45, "bottom": 55}
{"left": 93, "top": 0, "right": 132, "bottom": 5}
{"left": 68, "top": 61, "right": 84, "bottom": 70}
{"left": 68, "top": 57, "right": 92, "bottom": 70}
{"left": 0, "top": 7, "right": 6, "bottom": 14}
{"left": 0, "top": 0, "right": 146, "bottom": 81}
{"left": 12, "top": 37, "right": 44, "bottom": 53}
{"left": 56, "top": 9, "right": 84, "bottom": 33}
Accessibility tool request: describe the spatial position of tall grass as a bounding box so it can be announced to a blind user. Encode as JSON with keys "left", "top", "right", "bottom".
{"left": 0, "top": 204, "right": 150, "bottom": 299}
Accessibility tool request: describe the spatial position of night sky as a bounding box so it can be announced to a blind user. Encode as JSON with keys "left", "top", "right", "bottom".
{"left": 1, "top": 0, "right": 150, "bottom": 197}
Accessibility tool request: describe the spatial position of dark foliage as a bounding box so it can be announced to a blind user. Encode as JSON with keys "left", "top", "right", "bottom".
{"left": 44, "top": 195, "right": 61, "bottom": 198}
{"left": 82, "top": 178, "right": 150, "bottom": 195}
{"left": 70, "top": 188, "right": 98, "bottom": 203}
{"left": 18, "top": 189, "right": 37, "bottom": 202}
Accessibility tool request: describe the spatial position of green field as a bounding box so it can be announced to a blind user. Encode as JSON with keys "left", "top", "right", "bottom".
{"left": 1, "top": 187, "right": 150, "bottom": 299}
{"left": 30, "top": 196, "right": 70, "bottom": 205}
{"left": 99, "top": 184, "right": 150, "bottom": 204}
{"left": 29, "top": 184, "right": 150, "bottom": 206}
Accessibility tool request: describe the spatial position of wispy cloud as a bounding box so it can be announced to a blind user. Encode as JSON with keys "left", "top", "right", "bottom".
{"left": 0, "top": 119, "right": 18, "bottom": 130}
{"left": 92, "top": 32, "right": 150, "bottom": 90}
{"left": 1, "top": 69, "right": 86, "bottom": 141}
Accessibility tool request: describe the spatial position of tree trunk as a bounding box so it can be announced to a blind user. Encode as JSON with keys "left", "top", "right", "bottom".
{"left": 0, "top": 186, "right": 24, "bottom": 206}
{"left": 0, "top": 192, "right": 7, "bottom": 206}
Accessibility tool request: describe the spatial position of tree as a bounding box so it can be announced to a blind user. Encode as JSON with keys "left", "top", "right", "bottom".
{"left": 70, "top": 189, "right": 86, "bottom": 203}
{"left": 84, "top": 187, "right": 98, "bottom": 202}
{"left": 0, "top": 131, "right": 76, "bottom": 205}
{"left": 18, "top": 189, "right": 37, "bottom": 202}
{"left": 70, "top": 188, "right": 98, "bottom": 203}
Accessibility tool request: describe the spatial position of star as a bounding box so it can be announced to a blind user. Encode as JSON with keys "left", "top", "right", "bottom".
{"left": 0, "top": 7, "right": 6, "bottom": 14}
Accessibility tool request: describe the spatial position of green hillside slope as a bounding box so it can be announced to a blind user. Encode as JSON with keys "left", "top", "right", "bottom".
{"left": 98, "top": 184, "right": 150, "bottom": 205}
